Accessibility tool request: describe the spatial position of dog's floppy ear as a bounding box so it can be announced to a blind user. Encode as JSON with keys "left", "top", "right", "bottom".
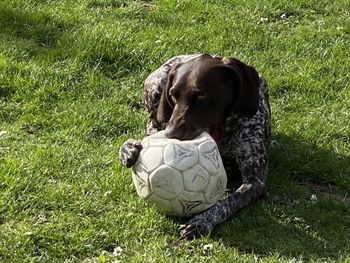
{"left": 223, "top": 57, "right": 260, "bottom": 118}
{"left": 157, "top": 64, "right": 181, "bottom": 123}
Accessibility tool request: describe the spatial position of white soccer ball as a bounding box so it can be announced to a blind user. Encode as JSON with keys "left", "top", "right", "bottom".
{"left": 131, "top": 130, "right": 227, "bottom": 217}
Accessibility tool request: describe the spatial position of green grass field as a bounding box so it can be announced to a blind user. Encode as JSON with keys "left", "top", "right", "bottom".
{"left": 0, "top": 0, "right": 349, "bottom": 262}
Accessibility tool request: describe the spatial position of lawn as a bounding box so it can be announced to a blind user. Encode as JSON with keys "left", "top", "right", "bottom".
{"left": 0, "top": 0, "right": 349, "bottom": 262}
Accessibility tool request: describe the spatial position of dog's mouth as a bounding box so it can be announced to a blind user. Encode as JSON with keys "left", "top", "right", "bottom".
{"left": 165, "top": 123, "right": 223, "bottom": 144}
{"left": 164, "top": 126, "right": 203, "bottom": 141}
{"left": 207, "top": 123, "right": 223, "bottom": 144}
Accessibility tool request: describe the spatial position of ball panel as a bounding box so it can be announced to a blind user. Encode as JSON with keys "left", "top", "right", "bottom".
{"left": 148, "top": 130, "right": 167, "bottom": 138}
{"left": 218, "top": 171, "right": 228, "bottom": 194}
{"left": 149, "top": 165, "right": 184, "bottom": 200}
{"left": 140, "top": 136, "right": 149, "bottom": 148}
{"left": 194, "top": 131, "right": 212, "bottom": 143}
{"left": 198, "top": 140, "right": 223, "bottom": 174}
{"left": 141, "top": 146, "right": 164, "bottom": 172}
{"left": 142, "top": 130, "right": 171, "bottom": 147}
{"left": 131, "top": 163, "right": 152, "bottom": 199}
{"left": 147, "top": 194, "right": 173, "bottom": 214}
{"left": 164, "top": 142, "right": 198, "bottom": 171}
{"left": 204, "top": 173, "right": 226, "bottom": 204}
{"left": 172, "top": 191, "right": 207, "bottom": 216}
{"left": 131, "top": 130, "right": 228, "bottom": 217}
{"left": 147, "top": 137, "right": 170, "bottom": 147}
{"left": 182, "top": 164, "right": 210, "bottom": 192}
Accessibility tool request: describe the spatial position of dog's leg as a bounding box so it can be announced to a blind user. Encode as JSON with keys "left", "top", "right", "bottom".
{"left": 145, "top": 90, "right": 163, "bottom": 136}
{"left": 179, "top": 177, "right": 266, "bottom": 239}
{"left": 119, "top": 68, "right": 166, "bottom": 167}
{"left": 119, "top": 139, "right": 143, "bottom": 168}
{"left": 179, "top": 141, "right": 268, "bottom": 239}
{"left": 119, "top": 91, "right": 162, "bottom": 167}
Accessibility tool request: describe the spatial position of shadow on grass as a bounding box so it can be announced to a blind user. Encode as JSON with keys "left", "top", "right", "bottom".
{"left": 268, "top": 133, "right": 349, "bottom": 188}
{"left": 0, "top": 6, "right": 72, "bottom": 56}
{"left": 209, "top": 133, "right": 349, "bottom": 260}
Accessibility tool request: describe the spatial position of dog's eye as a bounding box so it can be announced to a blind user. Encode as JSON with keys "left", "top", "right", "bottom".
{"left": 195, "top": 93, "right": 208, "bottom": 102}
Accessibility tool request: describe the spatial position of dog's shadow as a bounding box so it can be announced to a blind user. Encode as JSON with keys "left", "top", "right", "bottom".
{"left": 208, "top": 133, "right": 350, "bottom": 260}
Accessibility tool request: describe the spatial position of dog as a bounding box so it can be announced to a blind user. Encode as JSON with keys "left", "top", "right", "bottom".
{"left": 119, "top": 54, "right": 270, "bottom": 239}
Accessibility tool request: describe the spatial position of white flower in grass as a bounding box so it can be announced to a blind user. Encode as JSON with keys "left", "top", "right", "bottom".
{"left": 203, "top": 243, "right": 213, "bottom": 255}
{"left": 280, "top": 13, "right": 292, "bottom": 20}
{"left": 104, "top": 191, "right": 112, "bottom": 197}
{"left": 113, "top": 246, "right": 123, "bottom": 257}
{"left": 310, "top": 194, "right": 318, "bottom": 204}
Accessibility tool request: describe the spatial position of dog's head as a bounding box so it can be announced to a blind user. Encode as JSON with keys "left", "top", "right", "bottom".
{"left": 157, "top": 54, "right": 259, "bottom": 141}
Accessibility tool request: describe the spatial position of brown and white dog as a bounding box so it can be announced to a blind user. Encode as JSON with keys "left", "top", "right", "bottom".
{"left": 120, "top": 54, "right": 270, "bottom": 239}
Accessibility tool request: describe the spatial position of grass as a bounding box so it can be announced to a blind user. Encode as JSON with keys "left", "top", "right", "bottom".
{"left": 0, "top": 0, "right": 349, "bottom": 262}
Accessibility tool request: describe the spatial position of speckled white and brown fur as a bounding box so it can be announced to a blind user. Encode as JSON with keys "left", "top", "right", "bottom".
{"left": 121, "top": 54, "right": 270, "bottom": 239}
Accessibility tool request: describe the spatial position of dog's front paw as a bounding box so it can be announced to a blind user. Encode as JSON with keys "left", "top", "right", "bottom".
{"left": 119, "top": 139, "right": 143, "bottom": 168}
{"left": 179, "top": 217, "right": 214, "bottom": 240}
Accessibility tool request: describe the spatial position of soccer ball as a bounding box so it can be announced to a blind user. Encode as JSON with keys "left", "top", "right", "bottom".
{"left": 131, "top": 130, "right": 227, "bottom": 217}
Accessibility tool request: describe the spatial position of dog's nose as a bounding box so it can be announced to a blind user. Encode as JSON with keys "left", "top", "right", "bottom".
{"left": 164, "top": 127, "right": 182, "bottom": 139}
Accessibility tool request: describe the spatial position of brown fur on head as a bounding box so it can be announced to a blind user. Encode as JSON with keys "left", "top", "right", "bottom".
{"left": 157, "top": 54, "right": 259, "bottom": 141}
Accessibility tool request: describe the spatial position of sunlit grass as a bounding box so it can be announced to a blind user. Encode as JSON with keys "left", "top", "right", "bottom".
{"left": 0, "top": 0, "right": 349, "bottom": 262}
